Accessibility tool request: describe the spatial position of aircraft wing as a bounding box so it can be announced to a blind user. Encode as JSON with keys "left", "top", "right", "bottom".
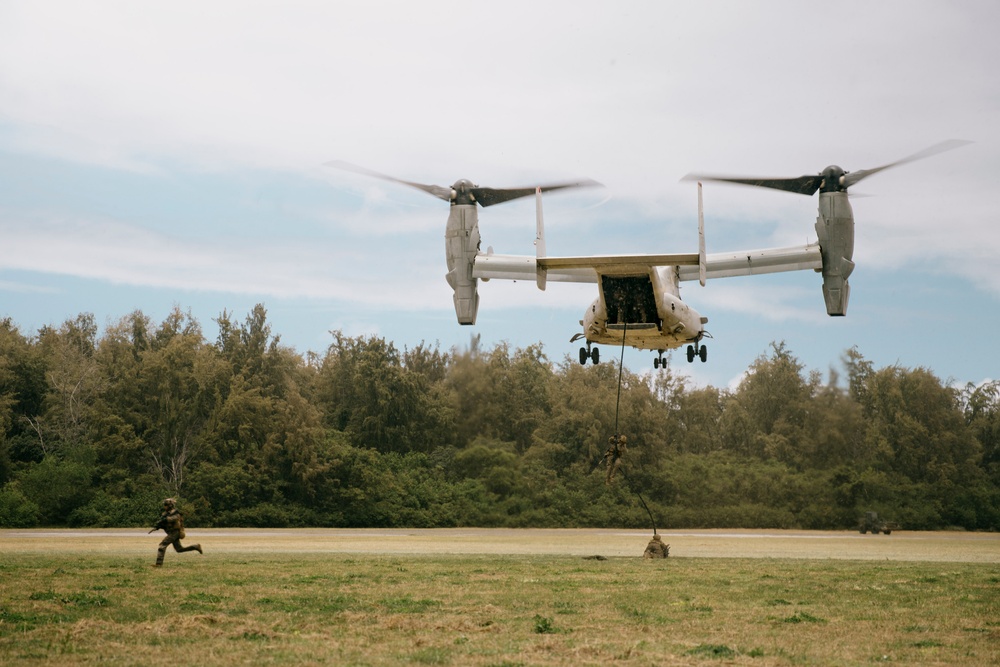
{"left": 472, "top": 244, "right": 821, "bottom": 284}
{"left": 679, "top": 243, "right": 822, "bottom": 281}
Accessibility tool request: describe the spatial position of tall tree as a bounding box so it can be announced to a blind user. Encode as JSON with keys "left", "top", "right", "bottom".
{"left": 314, "top": 332, "right": 451, "bottom": 453}
{"left": 0, "top": 318, "right": 44, "bottom": 483}
{"left": 34, "top": 314, "right": 103, "bottom": 455}
{"left": 720, "top": 342, "right": 815, "bottom": 462}
{"left": 136, "top": 308, "right": 223, "bottom": 495}
{"left": 961, "top": 381, "right": 1000, "bottom": 480}
{"left": 674, "top": 385, "right": 725, "bottom": 454}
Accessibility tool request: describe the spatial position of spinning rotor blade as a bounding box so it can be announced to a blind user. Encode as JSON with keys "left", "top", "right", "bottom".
{"left": 472, "top": 179, "right": 602, "bottom": 207}
{"left": 683, "top": 174, "right": 822, "bottom": 196}
{"left": 842, "top": 139, "right": 971, "bottom": 189}
{"left": 684, "top": 139, "right": 971, "bottom": 196}
{"left": 328, "top": 160, "right": 601, "bottom": 207}
{"left": 325, "top": 160, "right": 454, "bottom": 202}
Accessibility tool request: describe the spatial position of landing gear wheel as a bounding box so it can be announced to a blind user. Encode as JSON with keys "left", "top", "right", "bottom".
{"left": 579, "top": 347, "right": 588, "bottom": 366}
{"left": 653, "top": 350, "right": 666, "bottom": 369}
{"left": 579, "top": 344, "right": 600, "bottom": 365}
{"left": 592, "top": 347, "right": 600, "bottom": 364}
{"left": 653, "top": 357, "right": 660, "bottom": 369}
{"left": 686, "top": 341, "right": 708, "bottom": 363}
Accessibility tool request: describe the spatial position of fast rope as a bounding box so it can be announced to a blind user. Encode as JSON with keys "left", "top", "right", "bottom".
{"left": 613, "top": 322, "right": 627, "bottom": 436}
{"left": 621, "top": 469, "right": 657, "bottom": 536}
{"left": 612, "top": 322, "right": 658, "bottom": 536}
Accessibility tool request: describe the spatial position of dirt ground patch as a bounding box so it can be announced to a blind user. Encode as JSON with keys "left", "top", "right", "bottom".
{"left": 3, "top": 527, "right": 997, "bottom": 562}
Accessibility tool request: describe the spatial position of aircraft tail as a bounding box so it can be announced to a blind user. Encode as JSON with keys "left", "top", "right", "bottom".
{"left": 698, "top": 182, "right": 706, "bottom": 286}
{"left": 536, "top": 187, "right": 547, "bottom": 290}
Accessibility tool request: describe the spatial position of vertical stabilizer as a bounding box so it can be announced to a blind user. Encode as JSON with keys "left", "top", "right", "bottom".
{"left": 697, "top": 182, "right": 707, "bottom": 287}
{"left": 535, "top": 187, "right": 547, "bottom": 290}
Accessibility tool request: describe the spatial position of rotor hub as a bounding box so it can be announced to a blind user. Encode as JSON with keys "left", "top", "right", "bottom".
{"left": 451, "top": 179, "right": 478, "bottom": 205}
{"left": 820, "top": 166, "right": 847, "bottom": 193}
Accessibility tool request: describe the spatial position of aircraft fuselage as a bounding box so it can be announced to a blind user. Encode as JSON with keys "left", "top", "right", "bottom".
{"left": 581, "top": 266, "right": 705, "bottom": 350}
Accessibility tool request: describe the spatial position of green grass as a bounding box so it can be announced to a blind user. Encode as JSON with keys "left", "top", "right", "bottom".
{"left": 0, "top": 553, "right": 997, "bottom": 665}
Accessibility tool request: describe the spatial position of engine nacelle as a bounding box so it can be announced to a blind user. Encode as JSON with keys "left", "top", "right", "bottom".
{"left": 444, "top": 204, "right": 481, "bottom": 325}
{"left": 815, "top": 191, "right": 855, "bottom": 316}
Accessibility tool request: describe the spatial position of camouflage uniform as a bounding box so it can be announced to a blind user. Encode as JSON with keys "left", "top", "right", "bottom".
{"left": 643, "top": 534, "right": 669, "bottom": 558}
{"left": 152, "top": 498, "right": 202, "bottom": 567}
{"left": 602, "top": 434, "right": 627, "bottom": 485}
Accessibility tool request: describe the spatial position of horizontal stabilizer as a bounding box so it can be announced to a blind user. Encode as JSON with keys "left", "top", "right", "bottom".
{"left": 538, "top": 253, "right": 700, "bottom": 270}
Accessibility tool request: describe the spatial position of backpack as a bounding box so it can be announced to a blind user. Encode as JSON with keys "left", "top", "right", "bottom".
{"left": 167, "top": 510, "right": 185, "bottom": 538}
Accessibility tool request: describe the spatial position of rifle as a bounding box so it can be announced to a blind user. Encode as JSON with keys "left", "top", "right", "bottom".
{"left": 148, "top": 516, "right": 167, "bottom": 534}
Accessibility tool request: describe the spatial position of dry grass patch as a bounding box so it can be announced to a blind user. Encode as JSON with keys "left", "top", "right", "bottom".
{"left": 0, "top": 551, "right": 997, "bottom": 666}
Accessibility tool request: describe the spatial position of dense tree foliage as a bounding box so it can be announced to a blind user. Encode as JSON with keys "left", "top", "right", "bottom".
{"left": 0, "top": 309, "right": 996, "bottom": 531}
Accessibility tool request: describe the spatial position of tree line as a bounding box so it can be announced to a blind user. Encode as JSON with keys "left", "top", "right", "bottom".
{"left": 1, "top": 305, "right": 997, "bottom": 531}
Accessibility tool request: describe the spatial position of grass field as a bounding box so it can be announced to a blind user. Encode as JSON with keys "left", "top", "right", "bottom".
{"left": 1, "top": 529, "right": 998, "bottom": 666}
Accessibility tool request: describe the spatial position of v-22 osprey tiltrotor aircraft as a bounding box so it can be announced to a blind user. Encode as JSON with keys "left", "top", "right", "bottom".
{"left": 328, "top": 141, "right": 967, "bottom": 368}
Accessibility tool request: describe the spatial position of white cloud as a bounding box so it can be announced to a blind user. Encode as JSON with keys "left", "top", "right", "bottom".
{"left": 0, "top": 210, "right": 447, "bottom": 305}
{"left": 1, "top": 0, "right": 998, "bottom": 385}
{"left": 693, "top": 281, "right": 826, "bottom": 325}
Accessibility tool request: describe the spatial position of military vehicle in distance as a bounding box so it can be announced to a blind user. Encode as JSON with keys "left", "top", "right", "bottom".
{"left": 858, "top": 511, "right": 898, "bottom": 535}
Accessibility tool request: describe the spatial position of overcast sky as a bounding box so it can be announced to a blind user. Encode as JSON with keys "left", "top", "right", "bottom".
{"left": 1, "top": 1, "right": 996, "bottom": 389}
